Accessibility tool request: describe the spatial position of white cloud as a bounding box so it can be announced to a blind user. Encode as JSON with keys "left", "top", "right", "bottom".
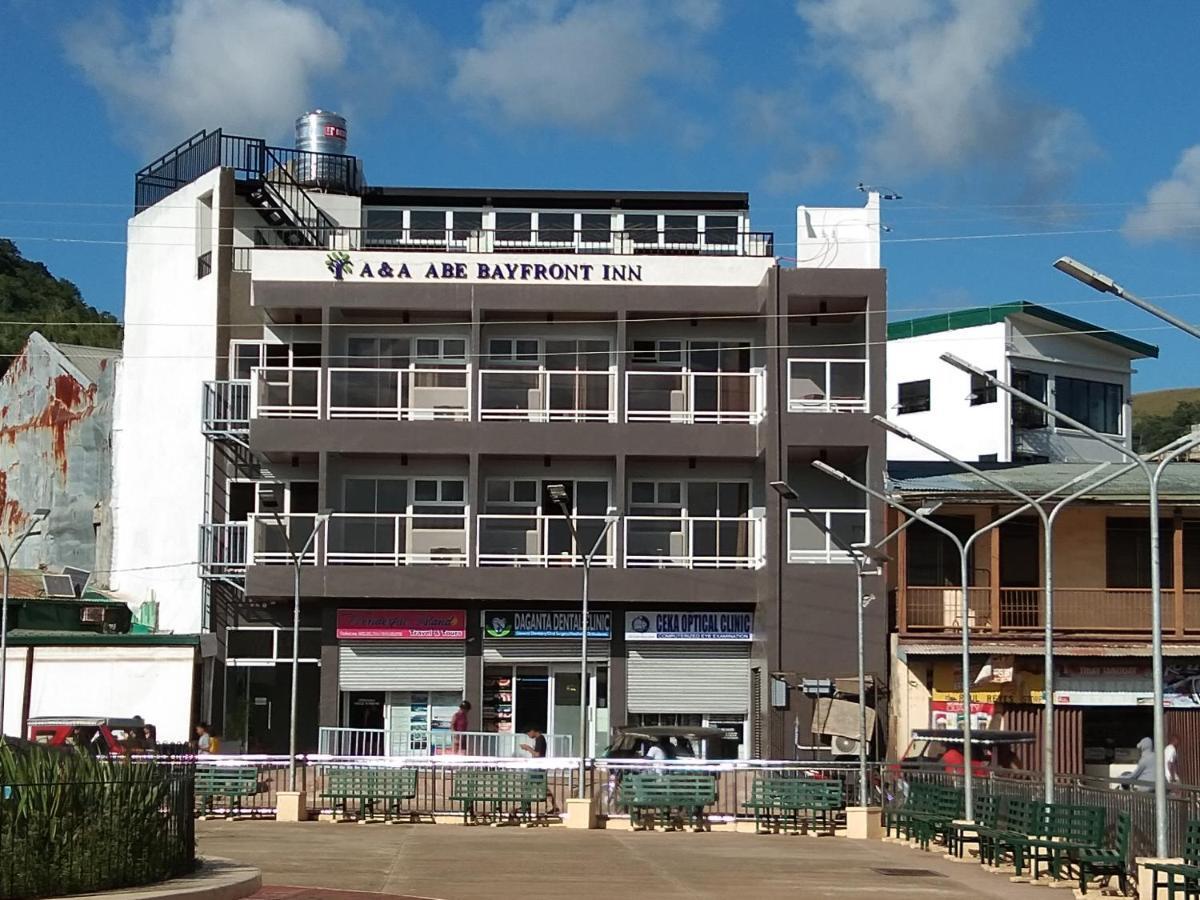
{"left": 796, "top": 0, "right": 1091, "bottom": 195}
{"left": 1124, "top": 145, "right": 1200, "bottom": 244}
{"left": 65, "top": 0, "right": 344, "bottom": 150}
{"left": 451, "top": 0, "right": 715, "bottom": 132}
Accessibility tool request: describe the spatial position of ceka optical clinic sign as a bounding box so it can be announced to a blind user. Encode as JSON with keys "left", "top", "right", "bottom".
{"left": 337, "top": 609, "right": 466, "bottom": 640}
{"left": 625, "top": 611, "right": 753, "bottom": 641}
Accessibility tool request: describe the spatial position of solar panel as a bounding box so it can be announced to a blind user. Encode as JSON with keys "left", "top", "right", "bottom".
{"left": 42, "top": 574, "right": 77, "bottom": 598}
{"left": 62, "top": 566, "right": 90, "bottom": 597}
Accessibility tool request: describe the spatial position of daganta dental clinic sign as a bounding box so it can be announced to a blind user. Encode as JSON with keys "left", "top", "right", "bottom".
{"left": 625, "top": 611, "right": 753, "bottom": 641}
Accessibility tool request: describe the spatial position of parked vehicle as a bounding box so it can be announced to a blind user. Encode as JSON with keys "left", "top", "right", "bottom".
{"left": 26, "top": 716, "right": 157, "bottom": 755}
{"left": 902, "top": 728, "right": 1036, "bottom": 775}
{"left": 602, "top": 726, "right": 726, "bottom": 760}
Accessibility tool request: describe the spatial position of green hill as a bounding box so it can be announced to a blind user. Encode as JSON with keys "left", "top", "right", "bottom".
{"left": 1133, "top": 388, "right": 1200, "bottom": 419}
{"left": 0, "top": 239, "right": 121, "bottom": 375}
{"left": 1133, "top": 388, "right": 1200, "bottom": 452}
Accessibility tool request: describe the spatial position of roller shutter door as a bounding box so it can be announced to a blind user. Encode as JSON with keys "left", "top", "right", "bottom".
{"left": 627, "top": 643, "right": 749, "bottom": 715}
{"left": 483, "top": 639, "right": 610, "bottom": 663}
{"left": 338, "top": 641, "right": 464, "bottom": 691}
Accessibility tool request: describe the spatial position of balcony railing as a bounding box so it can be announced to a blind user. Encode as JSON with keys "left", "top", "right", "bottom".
{"left": 476, "top": 514, "right": 617, "bottom": 567}
{"left": 325, "top": 512, "right": 468, "bottom": 566}
{"left": 625, "top": 369, "right": 765, "bottom": 424}
{"left": 327, "top": 366, "right": 470, "bottom": 420}
{"left": 247, "top": 513, "right": 324, "bottom": 565}
{"left": 347, "top": 227, "right": 774, "bottom": 258}
{"left": 902, "top": 586, "right": 1200, "bottom": 634}
{"left": 201, "top": 380, "right": 250, "bottom": 435}
{"left": 198, "top": 522, "right": 247, "bottom": 577}
{"left": 624, "top": 514, "right": 764, "bottom": 569}
{"left": 251, "top": 367, "right": 321, "bottom": 419}
{"left": 787, "top": 358, "right": 868, "bottom": 413}
{"left": 786, "top": 508, "right": 868, "bottom": 564}
{"left": 478, "top": 369, "right": 617, "bottom": 422}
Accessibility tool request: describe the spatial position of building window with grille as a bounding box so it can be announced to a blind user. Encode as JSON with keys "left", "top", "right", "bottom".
{"left": 897, "top": 379, "right": 930, "bottom": 414}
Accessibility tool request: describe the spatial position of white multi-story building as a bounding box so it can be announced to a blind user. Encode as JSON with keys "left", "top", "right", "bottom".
{"left": 885, "top": 302, "right": 1158, "bottom": 463}
{"left": 107, "top": 113, "right": 888, "bottom": 758}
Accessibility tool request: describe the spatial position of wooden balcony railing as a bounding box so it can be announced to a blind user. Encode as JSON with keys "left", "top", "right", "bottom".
{"left": 901, "top": 586, "right": 1200, "bottom": 635}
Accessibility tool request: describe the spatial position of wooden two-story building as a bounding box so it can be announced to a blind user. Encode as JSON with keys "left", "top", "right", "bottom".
{"left": 887, "top": 461, "right": 1200, "bottom": 781}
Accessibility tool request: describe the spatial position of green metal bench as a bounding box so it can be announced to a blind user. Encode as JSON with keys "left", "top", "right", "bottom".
{"left": 619, "top": 772, "right": 718, "bottom": 832}
{"left": 448, "top": 768, "right": 548, "bottom": 825}
{"left": 1070, "top": 811, "right": 1131, "bottom": 896}
{"left": 742, "top": 776, "right": 843, "bottom": 835}
{"left": 1145, "top": 819, "right": 1200, "bottom": 899}
{"left": 947, "top": 793, "right": 1000, "bottom": 860}
{"left": 1026, "top": 803, "right": 1107, "bottom": 882}
{"left": 321, "top": 766, "right": 418, "bottom": 822}
{"left": 978, "top": 798, "right": 1044, "bottom": 876}
{"left": 885, "top": 781, "right": 956, "bottom": 844}
{"left": 195, "top": 765, "right": 261, "bottom": 818}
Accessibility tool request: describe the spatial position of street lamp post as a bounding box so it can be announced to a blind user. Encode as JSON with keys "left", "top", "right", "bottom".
{"left": 259, "top": 501, "right": 332, "bottom": 792}
{"left": 875, "top": 415, "right": 1102, "bottom": 803}
{"left": 547, "top": 483, "right": 619, "bottom": 797}
{"left": 1054, "top": 257, "right": 1200, "bottom": 341}
{"left": 811, "top": 460, "right": 1129, "bottom": 821}
{"left": 941, "top": 352, "right": 1200, "bottom": 857}
{"left": 770, "top": 480, "right": 886, "bottom": 806}
{"left": 0, "top": 507, "right": 50, "bottom": 735}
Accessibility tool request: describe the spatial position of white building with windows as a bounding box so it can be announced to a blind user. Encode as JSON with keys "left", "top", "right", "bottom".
{"left": 885, "top": 302, "right": 1158, "bottom": 463}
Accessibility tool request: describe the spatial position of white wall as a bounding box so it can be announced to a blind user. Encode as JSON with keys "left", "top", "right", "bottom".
{"left": 795, "top": 192, "right": 880, "bottom": 269}
{"left": 886, "top": 322, "right": 1010, "bottom": 462}
{"left": 24, "top": 646, "right": 196, "bottom": 742}
{"left": 2, "top": 654, "right": 27, "bottom": 736}
{"left": 111, "top": 170, "right": 223, "bottom": 634}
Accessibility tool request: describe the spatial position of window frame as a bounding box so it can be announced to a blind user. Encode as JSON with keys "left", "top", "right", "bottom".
{"left": 969, "top": 370, "right": 997, "bottom": 406}
{"left": 896, "top": 379, "right": 931, "bottom": 415}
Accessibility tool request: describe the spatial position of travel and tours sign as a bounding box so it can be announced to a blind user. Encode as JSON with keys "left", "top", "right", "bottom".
{"left": 625, "top": 611, "right": 754, "bottom": 641}
{"left": 483, "top": 610, "right": 611, "bottom": 639}
{"left": 337, "top": 609, "right": 466, "bottom": 640}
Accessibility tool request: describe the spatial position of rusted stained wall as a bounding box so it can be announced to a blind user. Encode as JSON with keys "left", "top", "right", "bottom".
{"left": 0, "top": 332, "right": 117, "bottom": 580}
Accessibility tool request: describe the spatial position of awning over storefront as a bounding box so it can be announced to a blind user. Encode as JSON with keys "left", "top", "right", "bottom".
{"left": 900, "top": 642, "right": 1200, "bottom": 657}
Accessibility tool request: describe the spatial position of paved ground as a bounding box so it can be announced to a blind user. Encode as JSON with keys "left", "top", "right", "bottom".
{"left": 198, "top": 820, "right": 1082, "bottom": 900}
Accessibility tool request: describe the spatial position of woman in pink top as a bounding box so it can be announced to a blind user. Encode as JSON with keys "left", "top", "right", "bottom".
{"left": 451, "top": 701, "right": 471, "bottom": 753}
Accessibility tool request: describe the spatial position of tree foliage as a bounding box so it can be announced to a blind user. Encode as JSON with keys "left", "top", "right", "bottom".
{"left": 1134, "top": 399, "right": 1200, "bottom": 453}
{"left": 0, "top": 239, "right": 121, "bottom": 374}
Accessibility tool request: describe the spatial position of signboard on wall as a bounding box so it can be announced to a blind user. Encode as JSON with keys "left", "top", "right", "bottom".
{"left": 931, "top": 660, "right": 1044, "bottom": 704}
{"left": 482, "top": 610, "right": 611, "bottom": 639}
{"left": 625, "top": 611, "right": 753, "bottom": 641}
{"left": 336, "top": 609, "right": 466, "bottom": 640}
{"left": 929, "top": 700, "right": 995, "bottom": 731}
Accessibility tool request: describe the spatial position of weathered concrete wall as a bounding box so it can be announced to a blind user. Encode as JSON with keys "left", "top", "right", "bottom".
{"left": 0, "top": 332, "right": 117, "bottom": 581}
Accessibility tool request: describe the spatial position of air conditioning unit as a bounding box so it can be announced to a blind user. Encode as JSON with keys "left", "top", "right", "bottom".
{"left": 831, "top": 735, "right": 862, "bottom": 756}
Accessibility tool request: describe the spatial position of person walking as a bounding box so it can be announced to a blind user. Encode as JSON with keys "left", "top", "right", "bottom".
{"left": 195, "top": 722, "right": 213, "bottom": 754}
{"left": 451, "top": 701, "right": 471, "bottom": 754}
{"left": 1165, "top": 733, "right": 1182, "bottom": 784}
{"left": 1123, "top": 737, "right": 1156, "bottom": 791}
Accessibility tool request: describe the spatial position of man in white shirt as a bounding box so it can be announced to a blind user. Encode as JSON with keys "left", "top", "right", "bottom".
{"left": 1165, "top": 734, "right": 1181, "bottom": 783}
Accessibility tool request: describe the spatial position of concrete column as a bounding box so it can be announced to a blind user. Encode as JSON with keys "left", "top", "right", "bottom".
{"left": 465, "top": 599, "right": 483, "bottom": 730}
{"left": 318, "top": 604, "right": 339, "bottom": 729}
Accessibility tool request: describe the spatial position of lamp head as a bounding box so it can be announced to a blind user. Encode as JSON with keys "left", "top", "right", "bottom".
{"left": 939, "top": 352, "right": 984, "bottom": 378}
{"left": 33, "top": 508, "right": 50, "bottom": 518}
{"left": 604, "top": 505, "right": 619, "bottom": 525}
{"left": 769, "top": 480, "right": 799, "bottom": 501}
{"left": 545, "top": 483, "right": 569, "bottom": 505}
{"left": 811, "top": 459, "right": 847, "bottom": 482}
{"left": 1053, "top": 256, "right": 1120, "bottom": 295}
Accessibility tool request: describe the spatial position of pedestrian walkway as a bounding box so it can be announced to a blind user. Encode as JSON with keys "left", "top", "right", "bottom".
{"left": 200, "top": 821, "right": 1061, "bottom": 900}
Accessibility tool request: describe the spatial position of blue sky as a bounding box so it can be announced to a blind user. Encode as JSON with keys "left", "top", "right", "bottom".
{"left": 2, "top": 0, "right": 1199, "bottom": 390}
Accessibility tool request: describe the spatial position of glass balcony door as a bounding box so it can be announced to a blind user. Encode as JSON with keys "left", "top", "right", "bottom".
{"left": 688, "top": 481, "right": 751, "bottom": 562}
{"left": 689, "top": 341, "right": 751, "bottom": 418}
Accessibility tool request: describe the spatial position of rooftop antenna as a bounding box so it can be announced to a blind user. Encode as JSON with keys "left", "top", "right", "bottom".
{"left": 857, "top": 182, "right": 902, "bottom": 201}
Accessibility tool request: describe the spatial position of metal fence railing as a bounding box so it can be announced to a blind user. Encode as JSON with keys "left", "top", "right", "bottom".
{"left": 0, "top": 770, "right": 195, "bottom": 899}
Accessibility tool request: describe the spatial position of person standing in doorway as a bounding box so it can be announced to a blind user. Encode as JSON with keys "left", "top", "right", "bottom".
{"left": 1166, "top": 733, "right": 1182, "bottom": 784}
{"left": 451, "top": 701, "right": 471, "bottom": 754}
{"left": 194, "top": 723, "right": 213, "bottom": 754}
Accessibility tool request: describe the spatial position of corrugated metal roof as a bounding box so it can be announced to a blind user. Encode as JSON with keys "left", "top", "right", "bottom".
{"left": 899, "top": 641, "right": 1200, "bottom": 657}
{"left": 886, "top": 300, "right": 1159, "bottom": 358}
{"left": 889, "top": 461, "right": 1200, "bottom": 502}
{"left": 51, "top": 342, "right": 120, "bottom": 386}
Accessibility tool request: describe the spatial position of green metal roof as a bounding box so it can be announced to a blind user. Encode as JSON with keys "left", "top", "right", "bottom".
{"left": 887, "top": 301, "right": 1159, "bottom": 359}
{"left": 889, "top": 461, "right": 1200, "bottom": 503}
{"left": 3, "top": 630, "right": 200, "bottom": 647}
